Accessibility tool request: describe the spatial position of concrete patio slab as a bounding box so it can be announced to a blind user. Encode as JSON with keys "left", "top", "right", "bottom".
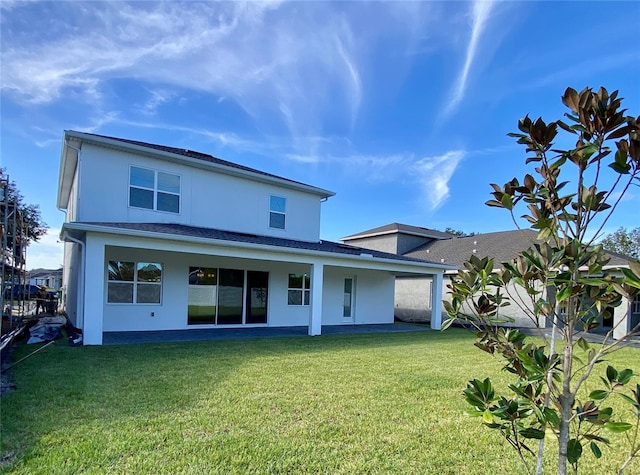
{"left": 102, "top": 323, "right": 431, "bottom": 345}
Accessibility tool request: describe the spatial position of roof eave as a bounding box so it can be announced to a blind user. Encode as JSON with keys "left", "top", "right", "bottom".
{"left": 61, "top": 222, "right": 455, "bottom": 272}
{"left": 57, "top": 133, "right": 81, "bottom": 210}
{"left": 341, "top": 229, "right": 449, "bottom": 242}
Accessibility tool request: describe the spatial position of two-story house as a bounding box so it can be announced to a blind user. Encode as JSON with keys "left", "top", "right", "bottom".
{"left": 57, "top": 131, "right": 454, "bottom": 345}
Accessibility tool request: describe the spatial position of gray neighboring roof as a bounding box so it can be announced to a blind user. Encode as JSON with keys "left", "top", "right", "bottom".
{"left": 64, "top": 222, "right": 453, "bottom": 268}
{"left": 404, "top": 228, "right": 634, "bottom": 270}
{"left": 342, "top": 222, "right": 454, "bottom": 241}
{"left": 603, "top": 250, "right": 637, "bottom": 267}
{"left": 405, "top": 229, "right": 539, "bottom": 268}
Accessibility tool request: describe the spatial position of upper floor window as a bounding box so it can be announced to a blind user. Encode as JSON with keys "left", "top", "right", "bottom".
{"left": 269, "top": 195, "right": 286, "bottom": 229}
{"left": 129, "top": 166, "right": 180, "bottom": 213}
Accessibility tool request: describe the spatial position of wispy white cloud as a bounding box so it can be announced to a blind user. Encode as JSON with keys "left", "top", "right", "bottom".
{"left": 444, "top": 0, "right": 496, "bottom": 117}
{"left": 140, "top": 89, "right": 176, "bottom": 116}
{"left": 413, "top": 151, "right": 465, "bottom": 210}
{"left": 1, "top": 2, "right": 439, "bottom": 156}
{"left": 0, "top": 2, "right": 373, "bottom": 141}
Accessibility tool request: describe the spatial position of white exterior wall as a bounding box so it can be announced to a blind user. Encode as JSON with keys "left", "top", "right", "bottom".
{"left": 62, "top": 241, "right": 79, "bottom": 325}
{"left": 61, "top": 165, "right": 80, "bottom": 324}
{"left": 75, "top": 144, "right": 322, "bottom": 242}
{"left": 347, "top": 270, "right": 395, "bottom": 324}
{"left": 100, "top": 246, "right": 396, "bottom": 333}
{"left": 67, "top": 166, "right": 79, "bottom": 222}
{"left": 102, "top": 247, "right": 313, "bottom": 332}
{"left": 322, "top": 267, "right": 395, "bottom": 325}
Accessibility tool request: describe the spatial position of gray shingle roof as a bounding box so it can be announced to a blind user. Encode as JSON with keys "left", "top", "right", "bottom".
{"left": 405, "top": 229, "right": 539, "bottom": 267}
{"left": 342, "top": 222, "right": 453, "bottom": 241}
{"left": 404, "top": 228, "right": 633, "bottom": 269}
{"left": 78, "top": 222, "right": 444, "bottom": 265}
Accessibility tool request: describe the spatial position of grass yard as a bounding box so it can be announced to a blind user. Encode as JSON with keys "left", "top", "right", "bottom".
{"left": 1, "top": 329, "right": 639, "bottom": 474}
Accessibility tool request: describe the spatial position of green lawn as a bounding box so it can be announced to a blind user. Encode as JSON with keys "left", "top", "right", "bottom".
{"left": 1, "top": 329, "right": 638, "bottom": 474}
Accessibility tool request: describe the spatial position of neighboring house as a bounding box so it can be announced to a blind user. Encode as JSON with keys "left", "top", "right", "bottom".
{"left": 29, "top": 268, "right": 63, "bottom": 290}
{"left": 342, "top": 224, "right": 640, "bottom": 340}
{"left": 57, "top": 132, "right": 453, "bottom": 345}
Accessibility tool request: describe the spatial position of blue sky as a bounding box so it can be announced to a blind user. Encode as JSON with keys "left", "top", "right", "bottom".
{"left": 1, "top": 1, "right": 639, "bottom": 270}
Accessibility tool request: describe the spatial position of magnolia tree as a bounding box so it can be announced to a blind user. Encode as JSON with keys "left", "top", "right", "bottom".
{"left": 442, "top": 87, "right": 640, "bottom": 475}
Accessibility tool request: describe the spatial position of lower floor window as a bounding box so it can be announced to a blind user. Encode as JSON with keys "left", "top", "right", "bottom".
{"left": 288, "top": 273, "right": 310, "bottom": 306}
{"left": 107, "top": 260, "right": 162, "bottom": 304}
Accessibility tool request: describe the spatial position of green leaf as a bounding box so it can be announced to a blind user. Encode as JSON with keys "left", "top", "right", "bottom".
{"left": 544, "top": 407, "right": 560, "bottom": 428}
{"left": 606, "top": 366, "right": 618, "bottom": 383}
{"left": 440, "top": 317, "right": 456, "bottom": 331}
{"left": 482, "top": 409, "right": 494, "bottom": 424}
{"left": 576, "top": 337, "right": 590, "bottom": 352}
{"left": 520, "top": 427, "right": 545, "bottom": 439}
{"left": 604, "top": 422, "right": 633, "bottom": 433}
{"left": 555, "top": 286, "right": 572, "bottom": 302}
{"left": 590, "top": 441, "right": 602, "bottom": 458}
{"left": 500, "top": 193, "right": 514, "bottom": 210}
{"left": 589, "top": 390, "right": 609, "bottom": 401}
{"left": 617, "top": 369, "right": 634, "bottom": 385}
{"left": 620, "top": 267, "right": 640, "bottom": 289}
{"left": 567, "top": 438, "right": 583, "bottom": 464}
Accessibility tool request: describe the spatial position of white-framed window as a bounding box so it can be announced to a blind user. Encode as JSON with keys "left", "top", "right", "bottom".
{"left": 343, "top": 277, "right": 354, "bottom": 318}
{"left": 288, "top": 273, "right": 310, "bottom": 306}
{"left": 107, "top": 260, "right": 162, "bottom": 304}
{"left": 269, "top": 195, "right": 286, "bottom": 229}
{"left": 129, "top": 166, "right": 180, "bottom": 213}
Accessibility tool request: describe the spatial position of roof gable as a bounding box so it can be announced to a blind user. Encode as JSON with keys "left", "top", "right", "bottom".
{"left": 342, "top": 222, "right": 454, "bottom": 241}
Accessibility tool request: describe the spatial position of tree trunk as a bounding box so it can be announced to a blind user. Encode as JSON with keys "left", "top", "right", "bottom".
{"left": 536, "top": 307, "right": 559, "bottom": 475}
{"left": 558, "top": 329, "right": 574, "bottom": 475}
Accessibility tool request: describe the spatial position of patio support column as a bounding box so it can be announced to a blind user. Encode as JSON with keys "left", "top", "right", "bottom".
{"left": 83, "top": 235, "right": 105, "bottom": 345}
{"left": 309, "top": 262, "right": 324, "bottom": 336}
{"left": 613, "top": 299, "right": 629, "bottom": 341}
{"left": 430, "top": 272, "right": 444, "bottom": 330}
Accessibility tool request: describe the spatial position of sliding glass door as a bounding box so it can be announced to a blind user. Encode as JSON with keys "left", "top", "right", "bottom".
{"left": 187, "top": 267, "right": 268, "bottom": 325}
{"left": 187, "top": 267, "right": 217, "bottom": 325}
{"left": 246, "top": 271, "right": 268, "bottom": 324}
{"left": 217, "top": 269, "right": 244, "bottom": 324}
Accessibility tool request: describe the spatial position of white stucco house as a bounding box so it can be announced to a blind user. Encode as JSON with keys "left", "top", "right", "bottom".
{"left": 343, "top": 223, "right": 640, "bottom": 340}
{"left": 57, "top": 131, "right": 453, "bottom": 345}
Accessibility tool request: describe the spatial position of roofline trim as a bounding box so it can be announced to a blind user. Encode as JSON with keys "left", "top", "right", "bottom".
{"left": 61, "top": 222, "right": 456, "bottom": 272}
{"left": 341, "top": 228, "right": 451, "bottom": 242}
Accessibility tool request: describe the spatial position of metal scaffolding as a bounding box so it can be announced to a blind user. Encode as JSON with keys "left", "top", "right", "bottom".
{"left": 1, "top": 174, "right": 29, "bottom": 336}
